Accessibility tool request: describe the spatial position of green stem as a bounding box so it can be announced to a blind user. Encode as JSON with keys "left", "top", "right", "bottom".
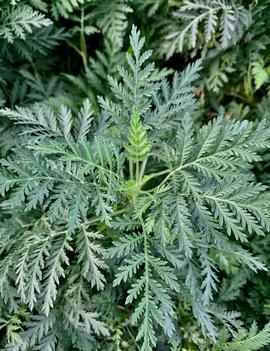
{"left": 80, "top": 7, "right": 88, "bottom": 71}
{"left": 66, "top": 8, "right": 88, "bottom": 71}
{"left": 141, "top": 217, "right": 150, "bottom": 347}
{"left": 135, "top": 160, "right": 140, "bottom": 182}
{"left": 143, "top": 168, "right": 170, "bottom": 183}
{"left": 243, "top": 52, "right": 255, "bottom": 105}
{"left": 139, "top": 158, "right": 148, "bottom": 181}
{"left": 145, "top": 141, "right": 248, "bottom": 191}
{"left": 83, "top": 209, "right": 127, "bottom": 227}
{"left": 66, "top": 39, "right": 82, "bottom": 56}
{"left": 126, "top": 326, "right": 141, "bottom": 349}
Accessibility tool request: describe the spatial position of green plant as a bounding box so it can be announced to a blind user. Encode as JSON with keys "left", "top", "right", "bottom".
{"left": 214, "top": 322, "right": 270, "bottom": 351}
{"left": 0, "top": 26, "right": 270, "bottom": 351}
{"left": 163, "top": 0, "right": 250, "bottom": 58}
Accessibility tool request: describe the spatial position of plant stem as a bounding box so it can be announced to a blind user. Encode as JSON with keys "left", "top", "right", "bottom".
{"left": 84, "top": 209, "right": 127, "bottom": 226}
{"left": 141, "top": 217, "right": 150, "bottom": 347}
{"left": 80, "top": 7, "right": 88, "bottom": 71}
{"left": 139, "top": 158, "right": 148, "bottom": 181}
{"left": 143, "top": 168, "right": 170, "bottom": 183}
{"left": 135, "top": 160, "right": 140, "bottom": 182}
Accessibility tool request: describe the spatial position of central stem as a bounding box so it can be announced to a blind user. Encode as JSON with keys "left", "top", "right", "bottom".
{"left": 135, "top": 160, "right": 140, "bottom": 182}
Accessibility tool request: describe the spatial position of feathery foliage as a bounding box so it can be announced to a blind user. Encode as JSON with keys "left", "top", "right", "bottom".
{"left": 1, "top": 0, "right": 270, "bottom": 349}
{"left": 163, "top": 0, "right": 250, "bottom": 58}
{"left": 0, "top": 25, "right": 270, "bottom": 350}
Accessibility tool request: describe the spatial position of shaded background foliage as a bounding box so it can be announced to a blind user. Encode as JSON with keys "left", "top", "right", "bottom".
{"left": 1, "top": 0, "right": 270, "bottom": 350}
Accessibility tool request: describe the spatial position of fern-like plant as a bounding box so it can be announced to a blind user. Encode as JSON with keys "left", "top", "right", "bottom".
{"left": 163, "top": 0, "right": 250, "bottom": 57}
{"left": 0, "top": 26, "right": 270, "bottom": 351}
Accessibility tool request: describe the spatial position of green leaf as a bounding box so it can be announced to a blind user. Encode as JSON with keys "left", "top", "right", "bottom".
{"left": 125, "top": 106, "right": 150, "bottom": 162}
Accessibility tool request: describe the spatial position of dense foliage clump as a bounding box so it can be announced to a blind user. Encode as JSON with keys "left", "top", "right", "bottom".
{"left": 1, "top": 1, "right": 270, "bottom": 350}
